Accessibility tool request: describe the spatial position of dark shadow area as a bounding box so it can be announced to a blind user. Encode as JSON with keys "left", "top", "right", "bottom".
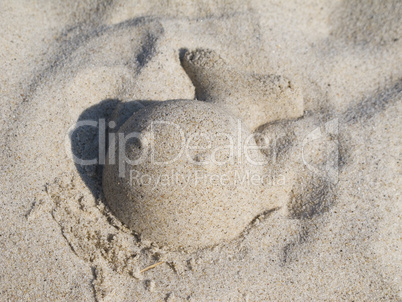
{"left": 70, "top": 98, "right": 120, "bottom": 198}
{"left": 288, "top": 176, "right": 336, "bottom": 220}
{"left": 342, "top": 80, "right": 402, "bottom": 125}
{"left": 281, "top": 176, "right": 336, "bottom": 264}
{"left": 70, "top": 99, "right": 159, "bottom": 197}
{"left": 178, "top": 47, "right": 189, "bottom": 63}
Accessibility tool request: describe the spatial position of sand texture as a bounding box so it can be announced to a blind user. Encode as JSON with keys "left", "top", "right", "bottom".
{"left": 0, "top": 0, "right": 401, "bottom": 301}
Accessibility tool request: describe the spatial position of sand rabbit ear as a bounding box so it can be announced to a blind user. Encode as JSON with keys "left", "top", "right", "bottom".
{"left": 181, "top": 48, "right": 304, "bottom": 130}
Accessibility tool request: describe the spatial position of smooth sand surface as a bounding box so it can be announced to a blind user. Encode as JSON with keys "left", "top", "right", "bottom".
{"left": 0, "top": 1, "right": 401, "bottom": 301}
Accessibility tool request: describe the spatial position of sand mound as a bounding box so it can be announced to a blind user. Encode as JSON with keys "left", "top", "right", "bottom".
{"left": 103, "top": 100, "right": 279, "bottom": 250}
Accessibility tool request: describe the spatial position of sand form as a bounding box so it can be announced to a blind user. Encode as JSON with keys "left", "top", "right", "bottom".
{"left": 0, "top": 0, "right": 401, "bottom": 300}
{"left": 103, "top": 100, "right": 279, "bottom": 250}
{"left": 181, "top": 48, "right": 304, "bottom": 130}
{"left": 102, "top": 49, "right": 302, "bottom": 250}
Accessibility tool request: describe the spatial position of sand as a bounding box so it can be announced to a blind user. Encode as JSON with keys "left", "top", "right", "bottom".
{"left": 0, "top": 0, "right": 401, "bottom": 301}
{"left": 181, "top": 48, "right": 304, "bottom": 130}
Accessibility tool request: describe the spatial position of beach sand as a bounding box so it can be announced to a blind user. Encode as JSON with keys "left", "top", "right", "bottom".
{"left": 0, "top": 0, "right": 401, "bottom": 300}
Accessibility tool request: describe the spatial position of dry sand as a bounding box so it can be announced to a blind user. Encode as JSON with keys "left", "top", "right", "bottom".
{"left": 0, "top": 0, "right": 401, "bottom": 301}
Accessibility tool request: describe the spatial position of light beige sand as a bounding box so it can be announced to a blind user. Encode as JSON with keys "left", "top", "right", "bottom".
{"left": 0, "top": 0, "right": 401, "bottom": 301}
{"left": 181, "top": 48, "right": 304, "bottom": 130}
{"left": 103, "top": 99, "right": 280, "bottom": 250}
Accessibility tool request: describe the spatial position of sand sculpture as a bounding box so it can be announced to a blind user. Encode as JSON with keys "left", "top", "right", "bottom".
{"left": 102, "top": 49, "right": 304, "bottom": 250}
